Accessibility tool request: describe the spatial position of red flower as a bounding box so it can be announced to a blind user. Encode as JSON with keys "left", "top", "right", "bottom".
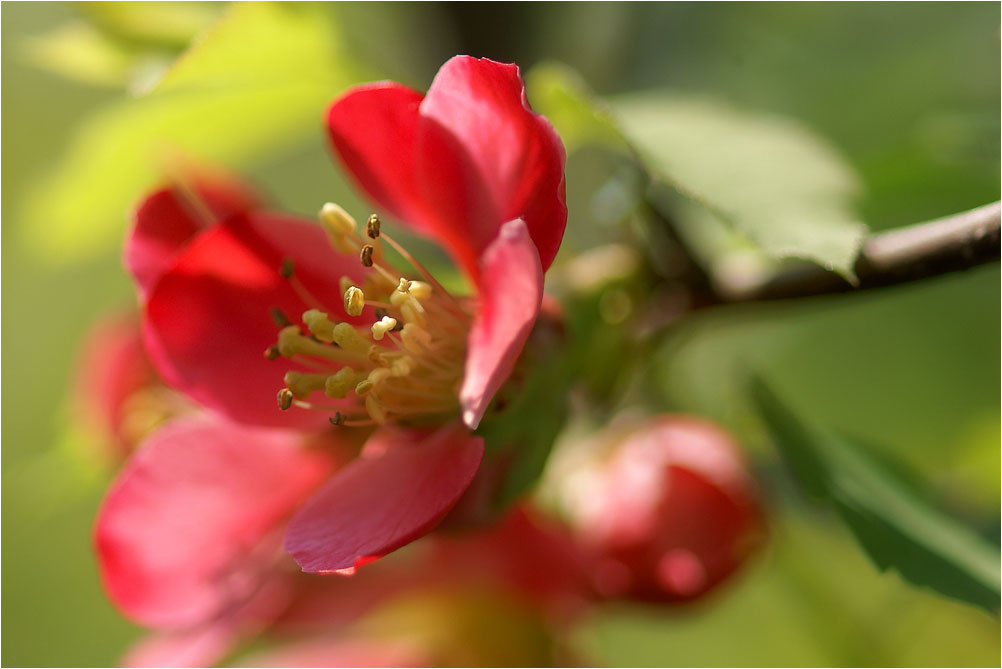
{"left": 99, "top": 54, "right": 568, "bottom": 616}
{"left": 553, "top": 415, "right": 765, "bottom": 603}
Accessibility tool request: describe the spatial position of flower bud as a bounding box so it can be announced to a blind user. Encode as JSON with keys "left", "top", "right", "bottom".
{"left": 556, "top": 415, "right": 765, "bottom": 603}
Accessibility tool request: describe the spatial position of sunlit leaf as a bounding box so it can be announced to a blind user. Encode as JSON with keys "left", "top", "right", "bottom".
{"left": 77, "top": 1, "right": 220, "bottom": 49}
{"left": 613, "top": 94, "right": 868, "bottom": 279}
{"left": 751, "top": 376, "right": 1001, "bottom": 612}
{"left": 22, "top": 22, "right": 137, "bottom": 88}
{"left": 21, "top": 2, "right": 372, "bottom": 264}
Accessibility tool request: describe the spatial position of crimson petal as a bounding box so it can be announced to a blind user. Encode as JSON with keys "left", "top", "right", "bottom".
{"left": 459, "top": 219, "right": 543, "bottom": 429}
{"left": 126, "top": 177, "right": 260, "bottom": 299}
{"left": 95, "top": 415, "right": 332, "bottom": 628}
{"left": 143, "top": 213, "right": 367, "bottom": 429}
{"left": 326, "top": 83, "right": 430, "bottom": 234}
{"left": 284, "top": 423, "right": 484, "bottom": 574}
{"left": 417, "top": 56, "right": 567, "bottom": 274}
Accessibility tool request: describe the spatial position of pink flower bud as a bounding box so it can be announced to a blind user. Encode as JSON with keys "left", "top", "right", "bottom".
{"left": 560, "top": 415, "right": 765, "bottom": 603}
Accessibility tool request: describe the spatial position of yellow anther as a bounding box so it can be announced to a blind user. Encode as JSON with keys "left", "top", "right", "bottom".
{"left": 408, "top": 280, "right": 432, "bottom": 300}
{"left": 365, "top": 395, "right": 388, "bottom": 424}
{"left": 332, "top": 322, "right": 370, "bottom": 354}
{"left": 371, "top": 315, "right": 397, "bottom": 341}
{"left": 400, "top": 322, "right": 432, "bottom": 354}
{"left": 320, "top": 202, "right": 356, "bottom": 236}
{"left": 277, "top": 388, "right": 294, "bottom": 411}
{"left": 344, "top": 286, "right": 365, "bottom": 317}
{"left": 399, "top": 299, "right": 426, "bottom": 326}
{"left": 396, "top": 277, "right": 412, "bottom": 293}
{"left": 355, "top": 379, "right": 374, "bottom": 396}
{"left": 391, "top": 356, "right": 415, "bottom": 376}
{"left": 277, "top": 325, "right": 305, "bottom": 357}
{"left": 367, "top": 345, "right": 389, "bottom": 366}
{"left": 284, "top": 371, "right": 327, "bottom": 399}
{"left": 368, "top": 368, "right": 393, "bottom": 386}
{"left": 324, "top": 367, "right": 357, "bottom": 398}
{"left": 302, "top": 309, "right": 336, "bottom": 342}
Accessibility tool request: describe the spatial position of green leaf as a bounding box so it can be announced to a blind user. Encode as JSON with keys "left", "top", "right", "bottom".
{"left": 20, "top": 3, "right": 371, "bottom": 264}
{"left": 612, "top": 94, "right": 868, "bottom": 279}
{"left": 525, "top": 62, "right": 627, "bottom": 155}
{"left": 21, "top": 22, "right": 139, "bottom": 88}
{"left": 526, "top": 64, "right": 868, "bottom": 279}
{"left": 751, "top": 376, "right": 1001, "bottom": 612}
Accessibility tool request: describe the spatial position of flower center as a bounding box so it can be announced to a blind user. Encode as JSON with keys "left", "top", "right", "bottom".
{"left": 269, "top": 204, "right": 471, "bottom": 427}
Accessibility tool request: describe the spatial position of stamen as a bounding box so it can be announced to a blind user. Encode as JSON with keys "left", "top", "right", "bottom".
{"left": 366, "top": 213, "right": 381, "bottom": 239}
{"left": 264, "top": 345, "right": 280, "bottom": 360}
{"left": 365, "top": 395, "right": 388, "bottom": 424}
{"left": 371, "top": 316, "right": 397, "bottom": 340}
{"left": 302, "top": 310, "right": 336, "bottom": 342}
{"left": 279, "top": 258, "right": 295, "bottom": 279}
{"left": 360, "top": 245, "right": 375, "bottom": 267}
{"left": 284, "top": 371, "right": 328, "bottom": 399}
{"left": 320, "top": 202, "right": 357, "bottom": 235}
{"left": 277, "top": 388, "right": 294, "bottom": 410}
{"left": 329, "top": 412, "right": 345, "bottom": 426}
{"left": 343, "top": 286, "right": 365, "bottom": 317}
{"left": 332, "top": 323, "right": 370, "bottom": 354}
{"left": 324, "top": 367, "right": 357, "bottom": 398}
{"left": 271, "top": 307, "right": 291, "bottom": 327}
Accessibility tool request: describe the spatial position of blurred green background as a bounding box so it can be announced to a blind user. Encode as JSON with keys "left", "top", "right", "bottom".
{"left": 2, "top": 2, "right": 998, "bottom": 666}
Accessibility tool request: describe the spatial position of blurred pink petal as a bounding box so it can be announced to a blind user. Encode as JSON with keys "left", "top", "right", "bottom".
{"left": 285, "top": 423, "right": 484, "bottom": 574}
{"left": 95, "top": 415, "right": 332, "bottom": 628}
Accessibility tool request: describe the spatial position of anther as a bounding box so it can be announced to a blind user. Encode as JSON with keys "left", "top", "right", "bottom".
{"left": 368, "top": 345, "right": 388, "bottom": 366}
{"left": 277, "top": 388, "right": 294, "bottom": 410}
{"left": 271, "top": 307, "right": 291, "bottom": 328}
{"left": 371, "top": 315, "right": 398, "bottom": 341}
{"left": 408, "top": 281, "right": 432, "bottom": 300}
{"left": 332, "top": 323, "right": 371, "bottom": 354}
{"left": 284, "top": 371, "right": 327, "bottom": 399}
{"left": 320, "top": 202, "right": 356, "bottom": 235}
{"left": 329, "top": 412, "right": 345, "bottom": 426}
{"left": 324, "top": 367, "right": 356, "bottom": 398}
{"left": 302, "top": 310, "right": 336, "bottom": 342}
{"left": 279, "top": 258, "right": 295, "bottom": 279}
{"left": 355, "top": 379, "right": 374, "bottom": 396}
{"left": 375, "top": 307, "right": 388, "bottom": 320}
{"left": 344, "top": 286, "right": 365, "bottom": 317}
{"left": 264, "top": 345, "right": 280, "bottom": 360}
{"left": 366, "top": 213, "right": 381, "bottom": 239}
{"left": 360, "top": 245, "right": 374, "bottom": 267}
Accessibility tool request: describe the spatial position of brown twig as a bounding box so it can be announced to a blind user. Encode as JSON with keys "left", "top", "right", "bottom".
{"left": 717, "top": 201, "right": 1000, "bottom": 303}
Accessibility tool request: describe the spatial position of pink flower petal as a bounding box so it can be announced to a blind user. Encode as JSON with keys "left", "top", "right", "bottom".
{"left": 95, "top": 415, "right": 332, "bottom": 628}
{"left": 418, "top": 56, "right": 567, "bottom": 273}
{"left": 326, "top": 82, "right": 431, "bottom": 234}
{"left": 459, "top": 219, "right": 543, "bottom": 429}
{"left": 126, "top": 177, "right": 260, "bottom": 299}
{"left": 284, "top": 423, "right": 484, "bottom": 574}
{"left": 71, "top": 310, "right": 158, "bottom": 459}
{"left": 327, "top": 57, "right": 567, "bottom": 282}
{"left": 143, "top": 213, "right": 367, "bottom": 429}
